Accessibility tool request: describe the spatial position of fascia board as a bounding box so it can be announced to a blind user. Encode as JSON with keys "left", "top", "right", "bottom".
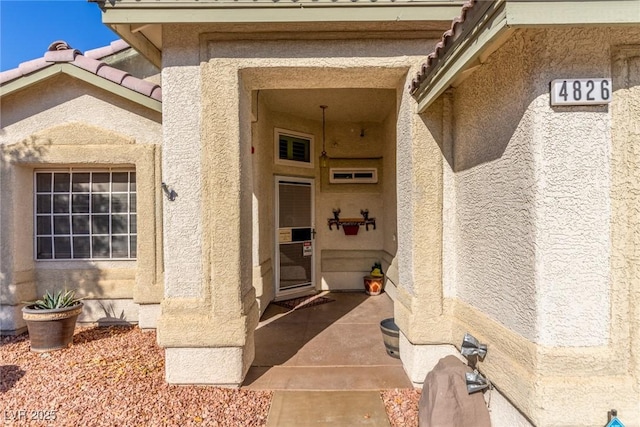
{"left": 101, "top": 4, "right": 465, "bottom": 24}
{"left": 506, "top": 0, "right": 640, "bottom": 27}
{"left": 0, "top": 65, "right": 62, "bottom": 97}
{"left": 0, "top": 63, "right": 161, "bottom": 113}
{"left": 416, "top": 5, "right": 510, "bottom": 112}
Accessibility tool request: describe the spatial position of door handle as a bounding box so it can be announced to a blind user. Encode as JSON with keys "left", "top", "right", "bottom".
{"left": 311, "top": 228, "right": 316, "bottom": 239}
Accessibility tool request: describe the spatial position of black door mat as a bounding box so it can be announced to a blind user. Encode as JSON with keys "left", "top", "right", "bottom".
{"left": 272, "top": 295, "right": 335, "bottom": 311}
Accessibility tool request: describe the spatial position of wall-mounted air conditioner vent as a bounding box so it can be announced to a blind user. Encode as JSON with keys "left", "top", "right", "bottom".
{"left": 329, "top": 168, "right": 378, "bottom": 184}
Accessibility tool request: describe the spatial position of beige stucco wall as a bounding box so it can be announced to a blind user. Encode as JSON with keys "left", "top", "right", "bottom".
{"left": 0, "top": 75, "right": 162, "bottom": 332}
{"left": 439, "top": 27, "right": 640, "bottom": 425}
{"left": 157, "top": 22, "right": 437, "bottom": 385}
{"left": 250, "top": 88, "right": 397, "bottom": 311}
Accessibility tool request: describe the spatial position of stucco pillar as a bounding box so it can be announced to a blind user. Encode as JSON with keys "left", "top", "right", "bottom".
{"left": 395, "top": 80, "right": 454, "bottom": 384}
{"left": 157, "top": 38, "right": 257, "bottom": 385}
{"left": 0, "top": 157, "right": 36, "bottom": 334}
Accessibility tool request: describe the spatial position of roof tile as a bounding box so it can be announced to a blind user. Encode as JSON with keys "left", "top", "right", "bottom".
{"left": 410, "top": 0, "right": 479, "bottom": 95}
{"left": 0, "top": 40, "right": 161, "bottom": 104}
{"left": 0, "top": 68, "right": 22, "bottom": 85}
{"left": 150, "top": 86, "right": 162, "bottom": 102}
{"left": 97, "top": 66, "right": 130, "bottom": 85}
{"left": 44, "top": 49, "right": 80, "bottom": 63}
{"left": 121, "top": 75, "right": 160, "bottom": 98}
{"left": 17, "top": 57, "right": 49, "bottom": 76}
{"left": 72, "top": 55, "right": 105, "bottom": 75}
{"left": 85, "top": 39, "right": 130, "bottom": 60}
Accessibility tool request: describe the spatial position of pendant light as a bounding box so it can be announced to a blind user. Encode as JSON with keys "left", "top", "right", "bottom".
{"left": 320, "top": 105, "right": 328, "bottom": 168}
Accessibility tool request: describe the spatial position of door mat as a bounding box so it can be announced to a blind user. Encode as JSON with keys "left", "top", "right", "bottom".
{"left": 273, "top": 295, "right": 335, "bottom": 311}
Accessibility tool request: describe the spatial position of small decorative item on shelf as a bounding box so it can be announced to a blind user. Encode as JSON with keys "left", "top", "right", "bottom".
{"left": 327, "top": 208, "right": 376, "bottom": 235}
{"left": 364, "top": 262, "right": 384, "bottom": 296}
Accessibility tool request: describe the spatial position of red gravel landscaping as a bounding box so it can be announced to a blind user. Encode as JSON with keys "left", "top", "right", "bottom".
{"left": 1, "top": 325, "right": 420, "bottom": 426}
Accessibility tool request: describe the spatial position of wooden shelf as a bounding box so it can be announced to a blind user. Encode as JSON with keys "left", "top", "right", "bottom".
{"left": 327, "top": 209, "right": 376, "bottom": 232}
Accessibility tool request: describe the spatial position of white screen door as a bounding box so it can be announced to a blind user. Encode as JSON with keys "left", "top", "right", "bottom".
{"left": 275, "top": 177, "right": 314, "bottom": 297}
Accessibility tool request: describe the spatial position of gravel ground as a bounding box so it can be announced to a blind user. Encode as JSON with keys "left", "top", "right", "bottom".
{"left": 381, "top": 388, "right": 421, "bottom": 427}
{"left": 1, "top": 325, "right": 420, "bottom": 426}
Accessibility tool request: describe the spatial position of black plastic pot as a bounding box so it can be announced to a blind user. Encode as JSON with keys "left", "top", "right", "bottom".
{"left": 22, "top": 303, "right": 83, "bottom": 353}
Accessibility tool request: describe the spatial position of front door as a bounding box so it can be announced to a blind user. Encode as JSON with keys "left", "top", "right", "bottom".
{"left": 275, "top": 176, "right": 315, "bottom": 298}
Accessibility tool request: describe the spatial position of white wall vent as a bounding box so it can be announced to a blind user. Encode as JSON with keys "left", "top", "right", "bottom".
{"left": 329, "top": 168, "right": 378, "bottom": 184}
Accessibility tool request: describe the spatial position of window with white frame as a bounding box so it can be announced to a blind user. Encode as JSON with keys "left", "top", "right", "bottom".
{"left": 274, "top": 128, "right": 314, "bottom": 168}
{"left": 329, "top": 168, "right": 378, "bottom": 184}
{"left": 34, "top": 170, "right": 137, "bottom": 260}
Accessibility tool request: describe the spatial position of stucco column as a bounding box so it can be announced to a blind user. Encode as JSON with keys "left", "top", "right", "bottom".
{"left": 157, "top": 39, "right": 257, "bottom": 385}
{"left": 395, "top": 81, "right": 453, "bottom": 384}
{"left": 0, "top": 157, "right": 36, "bottom": 334}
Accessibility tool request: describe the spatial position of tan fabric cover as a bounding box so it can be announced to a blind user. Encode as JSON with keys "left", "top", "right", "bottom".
{"left": 418, "top": 355, "right": 492, "bottom": 427}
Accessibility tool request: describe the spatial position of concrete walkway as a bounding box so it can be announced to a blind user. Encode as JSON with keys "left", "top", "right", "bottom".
{"left": 266, "top": 391, "right": 391, "bottom": 427}
{"left": 243, "top": 292, "right": 411, "bottom": 391}
{"left": 243, "top": 292, "right": 410, "bottom": 426}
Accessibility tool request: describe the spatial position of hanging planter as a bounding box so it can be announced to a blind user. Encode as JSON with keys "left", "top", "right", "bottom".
{"left": 342, "top": 224, "right": 359, "bottom": 235}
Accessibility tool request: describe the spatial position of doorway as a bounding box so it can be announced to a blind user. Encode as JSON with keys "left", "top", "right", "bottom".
{"left": 274, "top": 176, "right": 315, "bottom": 299}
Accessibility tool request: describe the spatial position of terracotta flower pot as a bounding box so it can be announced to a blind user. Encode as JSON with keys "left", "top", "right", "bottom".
{"left": 364, "top": 275, "right": 384, "bottom": 296}
{"left": 22, "top": 303, "right": 83, "bottom": 353}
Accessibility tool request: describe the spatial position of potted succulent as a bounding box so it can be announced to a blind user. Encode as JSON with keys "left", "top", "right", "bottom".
{"left": 22, "top": 289, "right": 84, "bottom": 353}
{"left": 364, "top": 262, "right": 384, "bottom": 296}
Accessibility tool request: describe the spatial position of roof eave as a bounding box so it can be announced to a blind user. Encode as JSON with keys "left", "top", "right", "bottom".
{"left": 99, "top": 2, "right": 466, "bottom": 68}
{"left": 412, "top": 0, "right": 640, "bottom": 112}
{"left": 0, "top": 64, "right": 162, "bottom": 114}
{"left": 413, "top": 1, "right": 509, "bottom": 112}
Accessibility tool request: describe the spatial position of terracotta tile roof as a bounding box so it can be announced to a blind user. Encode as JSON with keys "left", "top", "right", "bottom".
{"left": 0, "top": 40, "right": 162, "bottom": 102}
{"left": 409, "top": 0, "right": 481, "bottom": 95}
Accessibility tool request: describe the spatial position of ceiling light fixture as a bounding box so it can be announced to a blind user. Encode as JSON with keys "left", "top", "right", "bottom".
{"left": 320, "top": 105, "right": 328, "bottom": 168}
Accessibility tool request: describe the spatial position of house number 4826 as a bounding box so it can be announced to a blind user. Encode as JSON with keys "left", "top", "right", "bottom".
{"left": 550, "top": 78, "right": 612, "bottom": 106}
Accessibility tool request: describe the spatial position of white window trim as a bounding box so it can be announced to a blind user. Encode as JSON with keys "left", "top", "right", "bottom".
{"left": 274, "top": 128, "right": 315, "bottom": 169}
{"left": 33, "top": 167, "right": 137, "bottom": 261}
{"left": 329, "top": 167, "right": 378, "bottom": 184}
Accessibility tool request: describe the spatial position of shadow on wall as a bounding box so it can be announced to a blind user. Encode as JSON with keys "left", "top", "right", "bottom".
{"left": 32, "top": 262, "right": 135, "bottom": 327}
{"left": 2, "top": 135, "right": 52, "bottom": 162}
{"left": 423, "top": 75, "right": 610, "bottom": 173}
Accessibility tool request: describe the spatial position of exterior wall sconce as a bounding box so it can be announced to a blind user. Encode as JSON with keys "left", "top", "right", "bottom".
{"left": 320, "top": 105, "right": 328, "bottom": 168}
{"left": 161, "top": 182, "right": 177, "bottom": 201}
{"left": 465, "top": 370, "right": 490, "bottom": 394}
{"left": 460, "top": 332, "right": 490, "bottom": 394}
{"left": 461, "top": 333, "right": 487, "bottom": 360}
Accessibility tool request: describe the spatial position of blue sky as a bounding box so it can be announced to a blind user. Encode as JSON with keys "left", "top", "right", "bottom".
{"left": 0, "top": 0, "right": 118, "bottom": 71}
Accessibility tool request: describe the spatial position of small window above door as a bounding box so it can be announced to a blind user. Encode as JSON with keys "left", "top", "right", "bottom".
{"left": 329, "top": 168, "right": 378, "bottom": 184}
{"left": 274, "top": 128, "right": 314, "bottom": 168}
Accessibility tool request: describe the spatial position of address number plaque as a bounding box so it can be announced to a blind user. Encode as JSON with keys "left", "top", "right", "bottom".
{"left": 550, "top": 78, "right": 612, "bottom": 106}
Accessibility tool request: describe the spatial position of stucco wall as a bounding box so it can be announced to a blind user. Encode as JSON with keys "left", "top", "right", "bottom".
{"left": 443, "top": 26, "right": 640, "bottom": 425}
{"left": 157, "top": 24, "right": 434, "bottom": 385}
{"left": 252, "top": 94, "right": 394, "bottom": 297}
{"left": 451, "top": 28, "right": 616, "bottom": 347}
{"left": 0, "top": 75, "right": 162, "bottom": 332}
{"left": 451, "top": 30, "right": 540, "bottom": 343}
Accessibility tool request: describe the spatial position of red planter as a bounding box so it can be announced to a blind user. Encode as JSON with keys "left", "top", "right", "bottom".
{"left": 342, "top": 224, "right": 359, "bottom": 235}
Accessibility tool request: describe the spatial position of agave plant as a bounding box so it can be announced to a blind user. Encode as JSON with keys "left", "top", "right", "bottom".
{"left": 26, "top": 289, "right": 83, "bottom": 310}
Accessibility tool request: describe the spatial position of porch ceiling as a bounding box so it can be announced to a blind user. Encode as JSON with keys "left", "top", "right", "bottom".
{"left": 260, "top": 88, "right": 395, "bottom": 123}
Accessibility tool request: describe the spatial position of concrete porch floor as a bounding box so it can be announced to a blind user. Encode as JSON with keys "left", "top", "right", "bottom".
{"left": 242, "top": 292, "right": 412, "bottom": 390}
